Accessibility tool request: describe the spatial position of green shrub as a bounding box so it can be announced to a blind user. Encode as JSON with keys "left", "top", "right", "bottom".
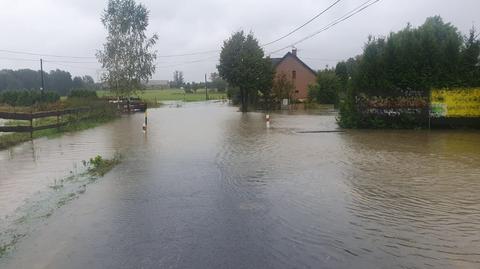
{"left": 308, "top": 69, "right": 340, "bottom": 105}
{"left": 68, "top": 89, "right": 98, "bottom": 99}
{"left": 0, "top": 90, "right": 59, "bottom": 106}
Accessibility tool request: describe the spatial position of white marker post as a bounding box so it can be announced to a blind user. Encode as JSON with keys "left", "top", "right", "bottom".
{"left": 142, "top": 109, "right": 148, "bottom": 132}
{"left": 266, "top": 114, "right": 270, "bottom": 128}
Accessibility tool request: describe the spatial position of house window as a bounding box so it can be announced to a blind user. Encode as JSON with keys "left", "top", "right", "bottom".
{"left": 292, "top": 70, "right": 296, "bottom": 79}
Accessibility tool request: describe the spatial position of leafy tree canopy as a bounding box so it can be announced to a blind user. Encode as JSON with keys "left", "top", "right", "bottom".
{"left": 350, "top": 16, "right": 480, "bottom": 95}
{"left": 218, "top": 31, "right": 274, "bottom": 112}
{"left": 97, "top": 0, "right": 158, "bottom": 97}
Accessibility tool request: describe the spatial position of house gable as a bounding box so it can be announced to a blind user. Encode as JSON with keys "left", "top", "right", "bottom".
{"left": 272, "top": 52, "right": 317, "bottom": 76}
{"left": 272, "top": 51, "right": 317, "bottom": 100}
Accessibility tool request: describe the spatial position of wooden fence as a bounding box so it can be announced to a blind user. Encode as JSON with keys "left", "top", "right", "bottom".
{"left": 0, "top": 107, "right": 90, "bottom": 137}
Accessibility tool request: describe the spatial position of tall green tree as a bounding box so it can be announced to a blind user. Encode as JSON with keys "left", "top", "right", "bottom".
{"left": 308, "top": 69, "right": 340, "bottom": 104}
{"left": 46, "top": 69, "right": 73, "bottom": 96}
{"left": 218, "top": 31, "right": 274, "bottom": 112}
{"left": 352, "top": 16, "right": 479, "bottom": 95}
{"left": 96, "top": 0, "right": 158, "bottom": 97}
{"left": 338, "top": 16, "right": 480, "bottom": 128}
{"left": 460, "top": 26, "right": 480, "bottom": 86}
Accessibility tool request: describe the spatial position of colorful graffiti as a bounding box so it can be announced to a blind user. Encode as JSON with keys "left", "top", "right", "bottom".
{"left": 431, "top": 88, "right": 480, "bottom": 118}
{"left": 356, "top": 94, "right": 428, "bottom": 116}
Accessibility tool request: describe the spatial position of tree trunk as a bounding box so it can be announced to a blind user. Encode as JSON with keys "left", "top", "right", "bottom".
{"left": 240, "top": 88, "right": 247, "bottom": 113}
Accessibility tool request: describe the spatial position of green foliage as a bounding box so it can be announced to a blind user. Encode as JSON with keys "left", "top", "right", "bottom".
{"left": 338, "top": 16, "right": 480, "bottom": 129}
{"left": 210, "top": 72, "right": 228, "bottom": 92}
{"left": 0, "top": 90, "right": 59, "bottom": 106}
{"left": 89, "top": 155, "right": 105, "bottom": 168}
{"left": 218, "top": 31, "right": 274, "bottom": 112}
{"left": 226, "top": 87, "right": 241, "bottom": 105}
{"left": 272, "top": 72, "right": 294, "bottom": 103}
{"left": 0, "top": 69, "right": 97, "bottom": 96}
{"left": 308, "top": 69, "right": 340, "bottom": 104}
{"left": 0, "top": 100, "right": 118, "bottom": 150}
{"left": 88, "top": 154, "right": 122, "bottom": 176}
{"left": 68, "top": 89, "right": 98, "bottom": 99}
{"left": 352, "top": 16, "right": 480, "bottom": 95}
{"left": 97, "top": 0, "right": 158, "bottom": 97}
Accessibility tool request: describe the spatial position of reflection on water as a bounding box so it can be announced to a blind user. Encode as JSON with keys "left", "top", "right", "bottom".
{"left": 1, "top": 101, "right": 480, "bottom": 268}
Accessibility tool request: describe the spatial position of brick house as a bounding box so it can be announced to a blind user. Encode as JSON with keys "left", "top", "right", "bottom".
{"left": 271, "top": 48, "right": 317, "bottom": 101}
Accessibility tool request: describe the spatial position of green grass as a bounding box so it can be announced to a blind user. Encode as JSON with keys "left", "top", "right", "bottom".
{"left": 87, "top": 154, "right": 122, "bottom": 177}
{"left": 97, "top": 88, "right": 227, "bottom": 102}
{"left": 0, "top": 97, "right": 119, "bottom": 151}
{"left": 0, "top": 113, "right": 117, "bottom": 151}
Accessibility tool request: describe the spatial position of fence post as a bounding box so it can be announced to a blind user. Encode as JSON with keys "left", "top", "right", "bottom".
{"left": 57, "top": 109, "right": 60, "bottom": 131}
{"left": 30, "top": 113, "right": 33, "bottom": 139}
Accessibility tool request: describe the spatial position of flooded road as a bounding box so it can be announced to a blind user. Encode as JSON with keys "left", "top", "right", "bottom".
{"left": 1, "top": 102, "right": 480, "bottom": 268}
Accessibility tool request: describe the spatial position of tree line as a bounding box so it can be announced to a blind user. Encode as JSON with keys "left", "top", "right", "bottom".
{"left": 177, "top": 72, "right": 228, "bottom": 93}
{"left": 0, "top": 69, "right": 97, "bottom": 96}
{"left": 305, "top": 16, "right": 480, "bottom": 128}
{"left": 347, "top": 16, "right": 480, "bottom": 96}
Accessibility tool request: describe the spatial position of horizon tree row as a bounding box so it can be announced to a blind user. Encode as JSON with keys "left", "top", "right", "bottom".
{"left": 0, "top": 69, "right": 97, "bottom": 96}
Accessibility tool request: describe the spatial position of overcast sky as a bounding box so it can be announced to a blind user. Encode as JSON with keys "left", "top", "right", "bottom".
{"left": 0, "top": 0, "right": 479, "bottom": 82}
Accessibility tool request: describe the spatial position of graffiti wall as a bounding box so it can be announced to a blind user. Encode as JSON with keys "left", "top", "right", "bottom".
{"left": 356, "top": 91, "right": 428, "bottom": 117}
{"left": 431, "top": 88, "right": 480, "bottom": 118}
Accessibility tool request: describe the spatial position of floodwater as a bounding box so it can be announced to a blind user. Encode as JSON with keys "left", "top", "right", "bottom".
{"left": 1, "top": 101, "right": 480, "bottom": 269}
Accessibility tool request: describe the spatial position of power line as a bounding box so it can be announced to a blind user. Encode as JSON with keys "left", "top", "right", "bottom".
{"left": 0, "top": 49, "right": 96, "bottom": 59}
{"left": 0, "top": 2, "right": 342, "bottom": 60}
{"left": 0, "top": 56, "right": 102, "bottom": 72}
{"left": 156, "top": 50, "right": 220, "bottom": 58}
{"left": 44, "top": 59, "right": 98, "bottom": 64}
{"left": 0, "top": 0, "right": 380, "bottom": 66}
{"left": 44, "top": 62, "right": 103, "bottom": 71}
{"left": 268, "top": 0, "right": 382, "bottom": 55}
{"left": 156, "top": 55, "right": 218, "bottom": 68}
{"left": 0, "top": 53, "right": 216, "bottom": 69}
{"left": 0, "top": 56, "right": 41, "bottom": 62}
{"left": 261, "top": 0, "right": 342, "bottom": 47}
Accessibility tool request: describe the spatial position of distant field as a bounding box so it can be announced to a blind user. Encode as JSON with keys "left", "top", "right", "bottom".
{"left": 97, "top": 89, "right": 227, "bottom": 102}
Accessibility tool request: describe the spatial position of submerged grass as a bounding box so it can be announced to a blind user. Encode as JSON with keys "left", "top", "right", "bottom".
{"left": 0, "top": 154, "right": 122, "bottom": 258}
{"left": 87, "top": 154, "right": 122, "bottom": 177}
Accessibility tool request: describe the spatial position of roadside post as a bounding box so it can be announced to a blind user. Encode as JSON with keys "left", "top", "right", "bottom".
{"left": 143, "top": 107, "right": 148, "bottom": 132}
{"left": 266, "top": 114, "right": 270, "bottom": 128}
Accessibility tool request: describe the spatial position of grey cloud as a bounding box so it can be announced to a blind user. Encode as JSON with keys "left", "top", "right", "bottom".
{"left": 1, "top": 0, "right": 478, "bottom": 82}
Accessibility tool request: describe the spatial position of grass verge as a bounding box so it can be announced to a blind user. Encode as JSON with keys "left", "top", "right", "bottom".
{"left": 0, "top": 114, "right": 118, "bottom": 151}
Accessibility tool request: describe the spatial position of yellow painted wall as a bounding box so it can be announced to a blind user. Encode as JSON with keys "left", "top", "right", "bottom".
{"left": 431, "top": 88, "right": 480, "bottom": 117}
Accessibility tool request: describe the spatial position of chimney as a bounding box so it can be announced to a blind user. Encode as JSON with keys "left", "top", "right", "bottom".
{"left": 292, "top": 47, "right": 297, "bottom": 56}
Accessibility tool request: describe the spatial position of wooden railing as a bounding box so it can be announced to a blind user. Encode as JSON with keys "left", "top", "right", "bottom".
{"left": 0, "top": 107, "right": 90, "bottom": 137}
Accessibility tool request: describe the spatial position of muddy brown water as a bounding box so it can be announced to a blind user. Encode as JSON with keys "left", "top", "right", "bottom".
{"left": 1, "top": 101, "right": 479, "bottom": 269}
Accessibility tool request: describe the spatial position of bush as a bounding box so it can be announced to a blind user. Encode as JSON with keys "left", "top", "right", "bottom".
{"left": 308, "top": 69, "right": 340, "bottom": 105}
{"left": 0, "top": 90, "right": 59, "bottom": 106}
{"left": 68, "top": 89, "right": 98, "bottom": 99}
{"left": 227, "top": 87, "right": 241, "bottom": 105}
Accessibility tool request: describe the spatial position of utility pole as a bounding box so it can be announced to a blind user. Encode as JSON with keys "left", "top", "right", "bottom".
{"left": 40, "top": 59, "right": 45, "bottom": 99}
{"left": 205, "top": 73, "right": 208, "bottom": 101}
